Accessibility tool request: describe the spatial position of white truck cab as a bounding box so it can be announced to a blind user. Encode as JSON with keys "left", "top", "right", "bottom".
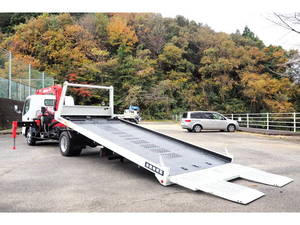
{"left": 22, "top": 95, "right": 74, "bottom": 135}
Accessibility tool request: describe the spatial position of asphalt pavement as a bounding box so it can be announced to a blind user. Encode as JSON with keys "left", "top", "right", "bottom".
{"left": 0, "top": 122, "right": 299, "bottom": 212}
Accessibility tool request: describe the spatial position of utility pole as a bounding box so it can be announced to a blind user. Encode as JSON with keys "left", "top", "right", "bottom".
{"left": 42, "top": 72, "right": 45, "bottom": 88}
{"left": 19, "top": 78, "right": 21, "bottom": 101}
{"left": 8, "top": 51, "right": 12, "bottom": 99}
{"left": 28, "top": 64, "right": 31, "bottom": 96}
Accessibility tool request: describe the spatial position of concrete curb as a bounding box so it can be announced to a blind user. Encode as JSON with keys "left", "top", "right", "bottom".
{"left": 140, "top": 121, "right": 179, "bottom": 125}
{"left": 0, "top": 129, "right": 21, "bottom": 135}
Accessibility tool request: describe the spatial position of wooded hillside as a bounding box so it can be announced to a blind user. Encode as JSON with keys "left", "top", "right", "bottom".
{"left": 1, "top": 13, "right": 299, "bottom": 118}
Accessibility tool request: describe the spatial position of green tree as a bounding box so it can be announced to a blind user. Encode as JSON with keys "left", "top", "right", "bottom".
{"left": 242, "top": 26, "right": 264, "bottom": 48}
{"left": 0, "top": 13, "right": 41, "bottom": 34}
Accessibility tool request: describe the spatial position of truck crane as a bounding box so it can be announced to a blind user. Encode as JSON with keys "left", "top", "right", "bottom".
{"left": 12, "top": 82, "right": 293, "bottom": 204}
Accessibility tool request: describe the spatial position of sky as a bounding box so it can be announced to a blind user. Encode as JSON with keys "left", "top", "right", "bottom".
{"left": 1, "top": 0, "right": 300, "bottom": 50}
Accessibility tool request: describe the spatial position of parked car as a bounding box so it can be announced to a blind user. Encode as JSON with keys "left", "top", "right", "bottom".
{"left": 181, "top": 111, "right": 239, "bottom": 132}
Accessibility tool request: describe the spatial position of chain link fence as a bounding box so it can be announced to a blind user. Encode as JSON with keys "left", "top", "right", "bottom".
{"left": 0, "top": 48, "right": 54, "bottom": 101}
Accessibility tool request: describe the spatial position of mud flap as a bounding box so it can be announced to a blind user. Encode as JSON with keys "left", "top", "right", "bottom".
{"left": 169, "top": 163, "right": 293, "bottom": 204}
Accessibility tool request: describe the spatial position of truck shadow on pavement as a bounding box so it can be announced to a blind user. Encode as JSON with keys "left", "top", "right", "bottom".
{"left": 34, "top": 141, "right": 157, "bottom": 181}
{"left": 33, "top": 141, "right": 58, "bottom": 146}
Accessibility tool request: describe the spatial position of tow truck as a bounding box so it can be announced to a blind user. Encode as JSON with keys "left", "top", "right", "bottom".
{"left": 12, "top": 82, "right": 293, "bottom": 204}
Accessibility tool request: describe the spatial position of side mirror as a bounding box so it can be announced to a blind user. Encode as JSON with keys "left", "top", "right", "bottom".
{"left": 14, "top": 105, "right": 22, "bottom": 114}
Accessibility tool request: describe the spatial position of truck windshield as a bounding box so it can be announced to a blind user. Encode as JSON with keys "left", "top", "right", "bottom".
{"left": 44, "top": 99, "right": 55, "bottom": 106}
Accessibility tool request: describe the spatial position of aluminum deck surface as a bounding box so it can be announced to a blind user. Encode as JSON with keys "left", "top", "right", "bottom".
{"left": 72, "top": 118, "right": 231, "bottom": 176}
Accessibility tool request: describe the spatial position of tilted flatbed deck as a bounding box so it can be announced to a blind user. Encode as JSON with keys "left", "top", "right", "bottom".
{"left": 54, "top": 82, "right": 293, "bottom": 204}
{"left": 72, "top": 118, "right": 231, "bottom": 176}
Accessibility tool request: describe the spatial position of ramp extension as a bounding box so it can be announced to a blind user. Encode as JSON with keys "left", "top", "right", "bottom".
{"left": 170, "top": 163, "right": 293, "bottom": 204}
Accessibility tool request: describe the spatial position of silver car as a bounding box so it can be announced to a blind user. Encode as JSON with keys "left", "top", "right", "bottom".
{"left": 181, "top": 111, "right": 239, "bottom": 132}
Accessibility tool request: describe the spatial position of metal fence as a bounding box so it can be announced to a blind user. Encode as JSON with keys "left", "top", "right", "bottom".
{"left": 0, "top": 48, "right": 54, "bottom": 101}
{"left": 223, "top": 113, "right": 300, "bottom": 133}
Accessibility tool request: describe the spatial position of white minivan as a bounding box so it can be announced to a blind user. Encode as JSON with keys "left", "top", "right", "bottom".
{"left": 181, "top": 111, "right": 239, "bottom": 132}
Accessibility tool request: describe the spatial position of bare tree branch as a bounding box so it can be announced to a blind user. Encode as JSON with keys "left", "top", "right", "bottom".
{"left": 273, "top": 13, "right": 300, "bottom": 34}
{"left": 266, "top": 13, "right": 300, "bottom": 34}
{"left": 267, "top": 68, "right": 289, "bottom": 78}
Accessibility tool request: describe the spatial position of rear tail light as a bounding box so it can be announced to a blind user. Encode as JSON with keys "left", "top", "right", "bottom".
{"left": 185, "top": 120, "right": 191, "bottom": 122}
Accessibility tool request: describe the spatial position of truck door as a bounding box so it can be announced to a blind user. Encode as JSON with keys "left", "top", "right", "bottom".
{"left": 22, "top": 98, "right": 31, "bottom": 122}
{"left": 21, "top": 98, "right": 31, "bottom": 135}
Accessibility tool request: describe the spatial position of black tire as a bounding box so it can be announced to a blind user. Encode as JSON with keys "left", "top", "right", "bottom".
{"left": 187, "top": 128, "right": 193, "bottom": 132}
{"left": 193, "top": 124, "right": 202, "bottom": 133}
{"left": 26, "top": 127, "right": 36, "bottom": 146}
{"left": 59, "top": 131, "right": 82, "bottom": 156}
{"left": 227, "top": 124, "right": 236, "bottom": 132}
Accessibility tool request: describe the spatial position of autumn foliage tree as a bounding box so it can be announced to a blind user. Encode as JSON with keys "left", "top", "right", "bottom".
{"left": 107, "top": 16, "right": 138, "bottom": 49}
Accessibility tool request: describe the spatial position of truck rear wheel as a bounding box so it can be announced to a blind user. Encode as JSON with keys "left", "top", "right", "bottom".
{"left": 59, "top": 131, "right": 82, "bottom": 156}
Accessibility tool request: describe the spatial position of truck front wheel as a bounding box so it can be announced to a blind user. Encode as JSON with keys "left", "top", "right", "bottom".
{"left": 59, "top": 131, "right": 82, "bottom": 156}
{"left": 26, "top": 127, "right": 36, "bottom": 146}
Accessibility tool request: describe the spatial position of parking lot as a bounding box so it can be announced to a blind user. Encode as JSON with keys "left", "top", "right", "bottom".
{"left": 0, "top": 122, "right": 299, "bottom": 212}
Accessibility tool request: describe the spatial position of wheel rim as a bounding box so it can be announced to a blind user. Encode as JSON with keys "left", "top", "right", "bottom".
{"left": 195, "top": 126, "right": 201, "bottom": 132}
{"left": 60, "top": 136, "right": 68, "bottom": 152}
{"left": 229, "top": 125, "right": 235, "bottom": 132}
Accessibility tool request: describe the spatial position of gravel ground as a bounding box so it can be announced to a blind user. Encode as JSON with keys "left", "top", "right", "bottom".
{"left": 0, "top": 122, "right": 299, "bottom": 212}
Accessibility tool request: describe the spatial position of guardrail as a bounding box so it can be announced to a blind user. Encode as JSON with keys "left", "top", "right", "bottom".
{"left": 223, "top": 113, "right": 300, "bottom": 132}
